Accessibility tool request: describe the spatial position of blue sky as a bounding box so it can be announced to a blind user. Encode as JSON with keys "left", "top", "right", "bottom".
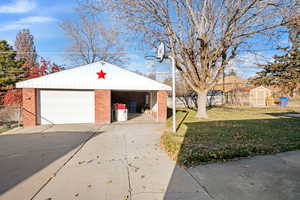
{"left": 0, "top": 0, "right": 75, "bottom": 65}
{"left": 0, "top": 0, "right": 289, "bottom": 78}
{"left": 0, "top": 0, "right": 169, "bottom": 75}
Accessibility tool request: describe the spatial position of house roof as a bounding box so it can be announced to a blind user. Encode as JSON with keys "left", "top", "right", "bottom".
{"left": 227, "top": 85, "right": 256, "bottom": 92}
{"left": 16, "top": 61, "right": 172, "bottom": 91}
{"left": 213, "top": 75, "right": 249, "bottom": 92}
{"left": 217, "top": 75, "right": 248, "bottom": 84}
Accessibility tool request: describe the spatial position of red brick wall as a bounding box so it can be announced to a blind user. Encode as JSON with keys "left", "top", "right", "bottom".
{"left": 95, "top": 90, "right": 111, "bottom": 124}
{"left": 22, "top": 88, "right": 37, "bottom": 126}
{"left": 157, "top": 90, "right": 168, "bottom": 122}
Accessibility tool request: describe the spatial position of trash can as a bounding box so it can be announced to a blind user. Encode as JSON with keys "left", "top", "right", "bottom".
{"left": 114, "top": 104, "right": 128, "bottom": 121}
{"left": 115, "top": 109, "right": 128, "bottom": 121}
{"left": 128, "top": 101, "right": 137, "bottom": 113}
{"left": 279, "top": 97, "right": 289, "bottom": 107}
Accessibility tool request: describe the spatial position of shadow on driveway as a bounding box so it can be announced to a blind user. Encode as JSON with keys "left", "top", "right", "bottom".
{"left": 0, "top": 129, "right": 99, "bottom": 196}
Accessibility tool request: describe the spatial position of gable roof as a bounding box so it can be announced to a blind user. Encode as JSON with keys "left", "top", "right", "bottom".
{"left": 213, "top": 75, "right": 249, "bottom": 92}
{"left": 16, "top": 61, "right": 171, "bottom": 91}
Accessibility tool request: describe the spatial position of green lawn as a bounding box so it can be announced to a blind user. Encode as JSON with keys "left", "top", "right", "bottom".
{"left": 0, "top": 127, "right": 9, "bottom": 134}
{"left": 161, "top": 107, "right": 300, "bottom": 167}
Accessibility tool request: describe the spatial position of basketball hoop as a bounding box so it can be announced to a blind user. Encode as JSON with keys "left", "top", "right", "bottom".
{"left": 157, "top": 42, "right": 166, "bottom": 62}
{"left": 144, "top": 41, "right": 166, "bottom": 62}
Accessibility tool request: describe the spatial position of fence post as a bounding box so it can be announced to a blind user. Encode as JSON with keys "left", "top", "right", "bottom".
{"left": 18, "top": 104, "right": 22, "bottom": 127}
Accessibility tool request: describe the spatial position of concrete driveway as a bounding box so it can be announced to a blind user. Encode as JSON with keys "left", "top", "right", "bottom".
{"left": 0, "top": 124, "right": 99, "bottom": 200}
{"left": 1, "top": 121, "right": 300, "bottom": 200}
{"left": 30, "top": 121, "right": 211, "bottom": 200}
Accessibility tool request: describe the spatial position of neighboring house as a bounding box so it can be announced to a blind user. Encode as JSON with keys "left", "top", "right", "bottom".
{"left": 213, "top": 75, "right": 250, "bottom": 106}
{"left": 168, "top": 74, "right": 285, "bottom": 108}
{"left": 168, "top": 85, "right": 281, "bottom": 108}
{"left": 226, "top": 86, "right": 280, "bottom": 107}
{"left": 213, "top": 75, "right": 248, "bottom": 92}
{"left": 16, "top": 61, "right": 171, "bottom": 126}
{"left": 212, "top": 76, "right": 283, "bottom": 107}
{"left": 226, "top": 86, "right": 255, "bottom": 106}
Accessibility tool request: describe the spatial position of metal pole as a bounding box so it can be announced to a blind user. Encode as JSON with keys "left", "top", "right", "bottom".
{"left": 169, "top": 56, "right": 176, "bottom": 133}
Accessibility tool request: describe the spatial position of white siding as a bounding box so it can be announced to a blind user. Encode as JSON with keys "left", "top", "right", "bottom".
{"left": 16, "top": 61, "right": 171, "bottom": 91}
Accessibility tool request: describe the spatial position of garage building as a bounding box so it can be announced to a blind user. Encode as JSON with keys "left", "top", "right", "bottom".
{"left": 16, "top": 61, "right": 171, "bottom": 126}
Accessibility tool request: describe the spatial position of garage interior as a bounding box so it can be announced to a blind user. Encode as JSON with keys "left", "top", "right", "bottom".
{"left": 111, "top": 91, "right": 157, "bottom": 121}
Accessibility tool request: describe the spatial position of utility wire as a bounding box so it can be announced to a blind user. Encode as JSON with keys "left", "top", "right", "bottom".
{"left": 0, "top": 51, "right": 127, "bottom": 54}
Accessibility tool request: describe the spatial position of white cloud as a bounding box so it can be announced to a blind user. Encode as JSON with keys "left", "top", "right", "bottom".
{"left": 0, "top": 16, "right": 56, "bottom": 32}
{"left": 19, "top": 16, "right": 56, "bottom": 23}
{"left": 0, "top": 0, "right": 36, "bottom": 13}
{"left": 227, "top": 53, "right": 273, "bottom": 77}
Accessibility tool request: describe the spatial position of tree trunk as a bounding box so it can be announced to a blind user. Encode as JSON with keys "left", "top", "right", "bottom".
{"left": 196, "top": 90, "right": 208, "bottom": 118}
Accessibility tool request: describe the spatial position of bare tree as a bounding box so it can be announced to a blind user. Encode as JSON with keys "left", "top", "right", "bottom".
{"left": 278, "top": 0, "right": 300, "bottom": 48}
{"left": 87, "top": 0, "right": 296, "bottom": 118}
{"left": 60, "top": 4, "right": 125, "bottom": 65}
{"left": 289, "top": 19, "right": 300, "bottom": 48}
{"left": 15, "top": 29, "right": 37, "bottom": 64}
{"left": 287, "top": 7, "right": 300, "bottom": 48}
{"left": 147, "top": 72, "right": 157, "bottom": 80}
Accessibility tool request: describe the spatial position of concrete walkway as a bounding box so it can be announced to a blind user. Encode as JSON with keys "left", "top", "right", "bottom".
{"left": 1, "top": 122, "right": 300, "bottom": 200}
{"left": 31, "top": 122, "right": 212, "bottom": 200}
{"left": 185, "top": 151, "right": 300, "bottom": 200}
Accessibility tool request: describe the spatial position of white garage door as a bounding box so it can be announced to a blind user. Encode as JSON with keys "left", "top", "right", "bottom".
{"left": 39, "top": 90, "right": 95, "bottom": 124}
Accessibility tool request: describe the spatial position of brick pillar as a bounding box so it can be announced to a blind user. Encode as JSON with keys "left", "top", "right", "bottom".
{"left": 22, "top": 88, "right": 37, "bottom": 126}
{"left": 95, "top": 90, "right": 111, "bottom": 124}
{"left": 157, "top": 90, "right": 168, "bottom": 122}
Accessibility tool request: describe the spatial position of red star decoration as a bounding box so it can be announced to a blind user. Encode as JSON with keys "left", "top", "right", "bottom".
{"left": 97, "top": 69, "right": 106, "bottom": 79}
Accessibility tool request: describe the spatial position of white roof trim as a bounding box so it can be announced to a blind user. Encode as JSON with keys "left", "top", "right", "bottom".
{"left": 16, "top": 61, "right": 172, "bottom": 91}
